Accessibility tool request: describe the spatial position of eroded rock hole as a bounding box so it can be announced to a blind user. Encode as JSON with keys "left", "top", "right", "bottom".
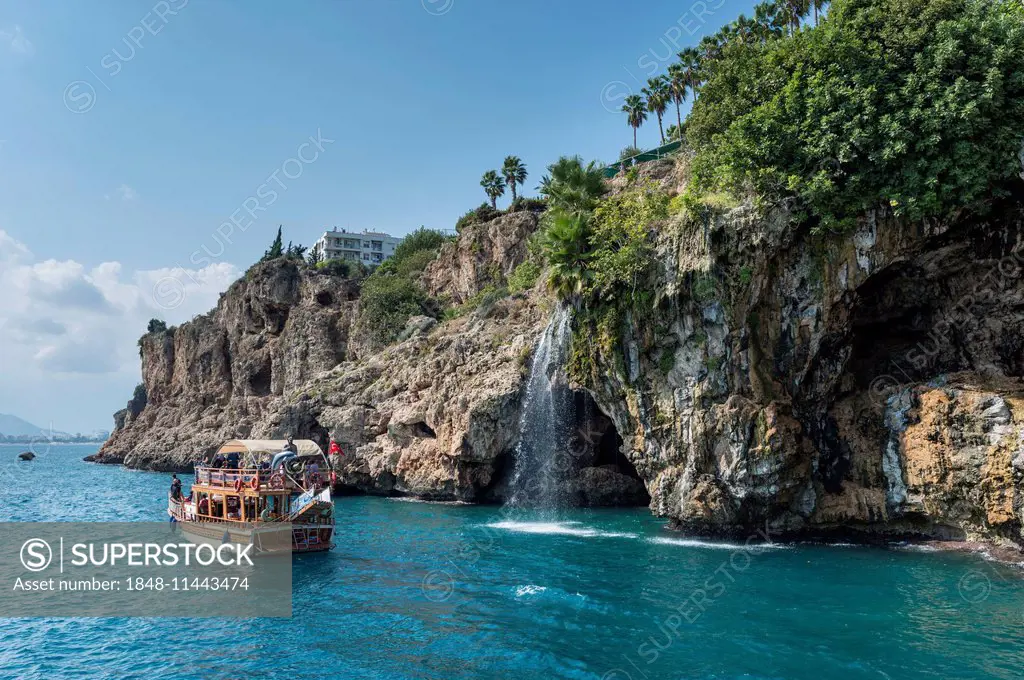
{"left": 566, "top": 390, "right": 650, "bottom": 507}
{"left": 248, "top": 359, "right": 273, "bottom": 397}
{"left": 315, "top": 291, "right": 334, "bottom": 306}
{"left": 412, "top": 421, "right": 436, "bottom": 438}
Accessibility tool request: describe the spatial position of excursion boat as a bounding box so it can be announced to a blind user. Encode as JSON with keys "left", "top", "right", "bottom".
{"left": 167, "top": 439, "right": 335, "bottom": 554}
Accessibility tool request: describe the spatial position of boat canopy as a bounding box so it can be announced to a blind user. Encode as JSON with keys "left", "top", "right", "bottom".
{"left": 216, "top": 439, "right": 324, "bottom": 458}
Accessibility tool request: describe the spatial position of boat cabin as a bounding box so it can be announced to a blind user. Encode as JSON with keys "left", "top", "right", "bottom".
{"left": 172, "top": 439, "right": 332, "bottom": 525}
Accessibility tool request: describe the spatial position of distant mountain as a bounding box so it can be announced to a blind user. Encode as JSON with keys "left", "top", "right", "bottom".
{"left": 0, "top": 413, "right": 50, "bottom": 437}
{"left": 0, "top": 414, "right": 109, "bottom": 443}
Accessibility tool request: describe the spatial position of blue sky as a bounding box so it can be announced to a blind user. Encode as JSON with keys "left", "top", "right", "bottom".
{"left": 0, "top": 0, "right": 756, "bottom": 433}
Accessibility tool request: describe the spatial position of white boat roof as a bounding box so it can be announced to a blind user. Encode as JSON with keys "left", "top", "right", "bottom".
{"left": 216, "top": 439, "right": 324, "bottom": 457}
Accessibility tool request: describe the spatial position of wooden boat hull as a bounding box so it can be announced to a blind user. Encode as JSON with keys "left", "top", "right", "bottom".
{"left": 168, "top": 500, "right": 334, "bottom": 554}
{"left": 170, "top": 518, "right": 334, "bottom": 554}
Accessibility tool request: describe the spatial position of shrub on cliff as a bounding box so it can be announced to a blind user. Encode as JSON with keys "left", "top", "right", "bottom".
{"left": 391, "top": 227, "right": 453, "bottom": 263}
{"left": 455, "top": 204, "right": 501, "bottom": 233}
{"left": 688, "top": 0, "right": 1024, "bottom": 230}
{"left": 355, "top": 227, "right": 452, "bottom": 345}
{"left": 315, "top": 258, "right": 366, "bottom": 278}
{"left": 358, "top": 275, "right": 427, "bottom": 345}
{"left": 539, "top": 181, "right": 665, "bottom": 303}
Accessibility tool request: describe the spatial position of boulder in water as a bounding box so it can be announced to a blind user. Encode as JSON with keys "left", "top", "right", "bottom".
{"left": 18, "top": 451, "right": 35, "bottom": 461}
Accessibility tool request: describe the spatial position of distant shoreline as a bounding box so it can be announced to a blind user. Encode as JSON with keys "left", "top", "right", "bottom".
{"left": 0, "top": 440, "right": 106, "bottom": 445}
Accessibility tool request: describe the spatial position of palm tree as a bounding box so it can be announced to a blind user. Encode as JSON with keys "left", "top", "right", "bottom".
{"left": 812, "top": 0, "right": 825, "bottom": 25}
{"left": 733, "top": 14, "right": 758, "bottom": 44}
{"left": 642, "top": 77, "right": 670, "bottom": 145}
{"left": 753, "top": 2, "right": 785, "bottom": 40}
{"left": 698, "top": 34, "right": 722, "bottom": 63}
{"left": 538, "top": 156, "right": 607, "bottom": 218}
{"left": 480, "top": 170, "right": 505, "bottom": 209}
{"left": 501, "top": 156, "right": 528, "bottom": 202}
{"left": 666, "top": 63, "right": 687, "bottom": 133}
{"left": 678, "top": 47, "right": 701, "bottom": 104}
{"left": 540, "top": 210, "right": 594, "bottom": 298}
{"left": 621, "top": 94, "right": 647, "bottom": 149}
{"left": 779, "top": 0, "right": 809, "bottom": 34}
{"left": 665, "top": 124, "right": 684, "bottom": 142}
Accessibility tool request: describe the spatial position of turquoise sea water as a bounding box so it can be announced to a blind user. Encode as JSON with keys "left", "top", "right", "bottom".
{"left": 0, "top": 443, "right": 1021, "bottom": 679}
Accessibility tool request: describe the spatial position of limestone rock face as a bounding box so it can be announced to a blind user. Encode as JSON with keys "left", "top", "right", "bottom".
{"left": 581, "top": 166, "right": 1024, "bottom": 548}
{"left": 97, "top": 161, "right": 1024, "bottom": 548}
{"left": 423, "top": 211, "right": 540, "bottom": 304}
{"left": 265, "top": 296, "right": 545, "bottom": 500}
{"left": 95, "top": 221, "right": 549, "bottom": 498}
{"left": 94, "top": 259, "right": 361, "bottom": 471}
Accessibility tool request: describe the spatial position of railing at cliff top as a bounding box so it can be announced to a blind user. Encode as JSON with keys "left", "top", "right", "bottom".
{"left": 602, "top": 139, "right": 683, "bottom": 178}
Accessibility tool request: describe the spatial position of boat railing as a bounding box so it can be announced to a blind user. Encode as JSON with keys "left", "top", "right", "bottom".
{"left": 194, "top": 466, "right": 332, "bottom": 492}
{"left": 193, "top": 466, "right": 297, "bottom": 490}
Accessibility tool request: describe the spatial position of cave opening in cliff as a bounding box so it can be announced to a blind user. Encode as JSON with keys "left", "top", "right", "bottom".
{"left": 568, "top": 390, "right": 650, "bottom": 507}
{"left": 844, "top": 239, "right": 1024, "bottom": 398}
{"left": 489, "top": 388, "right": 650, "bottom": 508}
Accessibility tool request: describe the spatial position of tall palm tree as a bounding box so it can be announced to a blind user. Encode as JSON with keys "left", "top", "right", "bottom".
{"left": 698, "top": 34, "right": 722, "bottom": 63}
{"left": 733, "top": 14, "right": 758, "bottom": 44}
{"left": 621, "top": 94, "right": 647, "bottom": 149}
{"left": 666, "top": 63, "right": 687, "bottom": 133}
{"left": 538, "top": 156, "right": 607, "bottom": 217}
{"left": 779, "top": 0, "right": 809, "bottom": 34}
{"left": 754, "top": 2, "right": 785, "bottom": 40}
{"left": 812, "top": 0, "right": 825, "bottom": 25}
{"left": 501, "top": 156, "right": 528, "bottom": 202}
{"left": 642, "top": 77, "right": 670, "bottom": 145}
{"left": 480, "top": 170, "right": 505, "bottom": 209}
{"left": 678, "top": 47, "right": 701, "bottom": 104}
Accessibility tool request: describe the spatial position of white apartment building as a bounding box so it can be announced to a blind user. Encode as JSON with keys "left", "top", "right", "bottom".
{"left": 313, "top": 228, "right": 402, "bottom": 266}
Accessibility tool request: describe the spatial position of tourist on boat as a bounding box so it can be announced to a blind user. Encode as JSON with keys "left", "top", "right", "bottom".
{"left": 307, "top": 460, "right": 320, "bottom": 486}
{"left": 329, "top": 438, "right": 343, "bottom": 457}
{"left": 285, "top": 436, "right": 298, "bottom": 455}
{"left": 170, "top": 474, "right": 182, "bottom": 501}
{"left": 226, "top": 450, "right": 240, "bottom": 470}
{"left": 212, "top": 452, "right": 226, "bottom": 468}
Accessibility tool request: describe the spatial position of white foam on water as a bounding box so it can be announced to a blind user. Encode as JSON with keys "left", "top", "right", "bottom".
{"left": 892, "top": 543, "right": 939, "bottom": 553}
{"left": 486, "top": 520, "right": 637, "bottom": 539}
{"left": 647, "top": 536, "right": 789, "bottom": 551}
{"left": 514, "top": 585, "right": 547, "bottom": 598}
{"left": 388, "top": 497, "right": 471, "bottom": 506}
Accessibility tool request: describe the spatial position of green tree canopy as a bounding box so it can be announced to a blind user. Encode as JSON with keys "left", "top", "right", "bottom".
{"left": 261, "top": 226, "right": 284, "bottom": 262}
{"left": 688, "top": 0, "right": 1024, "bottom": 231}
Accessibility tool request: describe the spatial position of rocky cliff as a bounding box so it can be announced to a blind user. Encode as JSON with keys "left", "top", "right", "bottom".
{"left": 97, "top": 157, "right": 1024, "bottom": 550}
{"left": 94, "top": 213, "right": 645, "bottom": 504}
{"left": 93, "top": 258, "right": 361, "bottom": 470}
{"left": 575, "top": 158, "right": 1024, "bottom": 550}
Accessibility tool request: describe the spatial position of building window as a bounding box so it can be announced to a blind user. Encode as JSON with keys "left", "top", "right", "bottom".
{"left": 363, "top": 253, "right": 370, "bottom": 260}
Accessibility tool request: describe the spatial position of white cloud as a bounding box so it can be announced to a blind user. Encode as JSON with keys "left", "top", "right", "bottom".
{"left": 0, "top": 229, "right": 241, "bottom": 378}
{"left": 0, "top": 25, "right": 33, "bottom": 55}
{"left": 116, "top": 184, "right": 137, "bottom": 202}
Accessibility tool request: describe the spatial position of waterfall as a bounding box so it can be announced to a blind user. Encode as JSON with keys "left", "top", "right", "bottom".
{"left": 881, "top": 389, "right": 911, "bottom": 512}
{"left": 508, "top": 305, "right": 574, "bottom": 509}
